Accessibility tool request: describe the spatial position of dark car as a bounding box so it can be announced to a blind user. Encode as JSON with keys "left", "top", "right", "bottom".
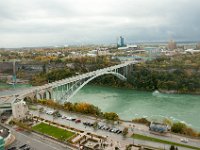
{"left": 98, "top": 125, "right": 104, "bottom": 129}
{"left": 23, "top": 147, "right": 30, "bottom": 150}
{"left": 106, "top": 127, "right": 110, "bottom": 130}
{"left": 56, "top": 113, "right": 62, "bottom": 117}
{"left": 8, "top": 147, "right": 17, "bottom": 150}
{"left": 71, "top": 118, "right": 76, "bottom": 121}
{"left": 88, "top": 123, "right": 94, "bottom": 126}
{"left": 117, "top": 130, "right": 122, "bottom": 134}
{"left": 19, "top": 144, "right": 28, "bottom": 149}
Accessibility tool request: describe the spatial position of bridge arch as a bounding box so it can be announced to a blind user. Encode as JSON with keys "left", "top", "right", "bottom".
{"left": 35, "top": 93, "right": 43, "bottom": 100}
{"left": 43, "top": 90, "right": 52, "bottom": 100}
{"left": 24, "top": 96, "right": 33, "bottom": 103}
{"left": 63, "top": 71, "right": 126, "bottom": 102}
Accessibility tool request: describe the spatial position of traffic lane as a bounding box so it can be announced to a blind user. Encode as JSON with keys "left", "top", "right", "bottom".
{"left": 8, "top": 129, "right": 72, "bottom": 150}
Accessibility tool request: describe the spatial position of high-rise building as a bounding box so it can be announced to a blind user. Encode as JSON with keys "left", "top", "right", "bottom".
{"left": 118, "top": 36, "right": 126, "bottom": 47}
{"left": 168, "top": 40, "right": 177, "bottom": 50}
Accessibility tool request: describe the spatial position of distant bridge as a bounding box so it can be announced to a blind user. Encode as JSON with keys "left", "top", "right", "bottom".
{"left": 14, "top": 61, "right": 138, "bottom": 103}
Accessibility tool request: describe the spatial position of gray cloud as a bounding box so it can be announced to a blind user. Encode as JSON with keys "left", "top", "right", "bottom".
{"left": 0, "top": 0, "right": 200, "bottom": 47}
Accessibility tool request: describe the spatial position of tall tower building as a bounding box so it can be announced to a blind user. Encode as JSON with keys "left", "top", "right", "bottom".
{"left": 118, "top": 36, "right": 126, "bottom": 47}
{"left": 168, "top": 40, "right": 177, "bottom": 50}
{"left": 120, "top": 36, "right": 125, "bottom": 47}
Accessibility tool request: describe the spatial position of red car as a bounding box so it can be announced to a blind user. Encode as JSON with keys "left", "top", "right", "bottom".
{"left": 15, "top": 128, "right": 24, "bottom": 132}
{"left": 75, "top": 119, "right": 81, "bottom": 123}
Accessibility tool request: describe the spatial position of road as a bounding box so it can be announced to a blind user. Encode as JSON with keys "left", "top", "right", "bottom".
{"left": 30, "top": 105, "right": 200, "bottom": 150}
{"left": 6, "top": 126, "right": 75, "bottom": 150}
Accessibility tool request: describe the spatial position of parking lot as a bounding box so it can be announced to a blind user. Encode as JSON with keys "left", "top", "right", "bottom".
{"left": 37, "top": 107, "right": 125, "bottom": 136}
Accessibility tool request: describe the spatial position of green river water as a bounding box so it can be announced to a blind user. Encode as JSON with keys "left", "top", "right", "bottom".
{"left": 1, "top": 83, "right": 199, "bottom": 131}
{"left": 68, "top": 85, "right": 200, "bottom": 131}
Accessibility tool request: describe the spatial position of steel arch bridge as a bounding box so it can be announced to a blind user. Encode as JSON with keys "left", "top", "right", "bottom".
{"left": 17, "top": 61, "right": 138, "bottom": 103}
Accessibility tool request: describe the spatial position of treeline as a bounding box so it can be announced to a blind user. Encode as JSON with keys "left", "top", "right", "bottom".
{"left": 91, "top": 74, "right": 133, "bottom": 88}
{"left": 29, "top": 56, "right": 118, "bottom": 86}
{"left": 129, "top": 65, "right": 200, "bottom": 93}
{"left": 30, "top": 68, "right": 76, "bottom": 86}
{"left": 36, "top": 99, "right": 119, "bottom": 121}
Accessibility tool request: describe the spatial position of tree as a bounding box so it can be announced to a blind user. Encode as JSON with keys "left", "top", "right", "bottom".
{"left": 163, "top": 118, "right": 173, "bottom": 126}
{"left": 103, "top": 112, "right": 119, "bottom": 121}
{"left": 38, "top": 107, "right": 44, "bottom": 121}
{"left": 170, "top": 145, "right": 175, "bottom": 150}
{"left": 171, "top": 122, "right": 187, "bottom": 134}
{"left": 122, "top": 127, "right": 128, "bottom": 136}
{"left": 93, "top": 121, "right": 99, "bottom": 130}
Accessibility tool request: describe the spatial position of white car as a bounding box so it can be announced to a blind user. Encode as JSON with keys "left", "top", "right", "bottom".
{"left": 66, "top": 117, "right": 72, "bottom": 120}
{"left": 46, "top": 110, "right": 54, "bottom": 115}
{"left": 61, "top": 115, "right": 66, "bottom": 119}
{"left": 181, "top": 138, "right": 188, "bottom": 143}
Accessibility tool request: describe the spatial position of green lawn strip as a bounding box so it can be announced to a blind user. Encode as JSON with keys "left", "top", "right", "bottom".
{"left": 132, "top": 134, "right": 200, "bottom": 150}
{"left": 32, "top": 122, "right": 75, "bottom": 140}
{"left": 28, "top": 105, "right": 37, "bottom": 110}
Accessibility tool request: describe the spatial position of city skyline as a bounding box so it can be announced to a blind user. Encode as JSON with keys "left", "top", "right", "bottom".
{"left": 0, "top": 0, "right": 200, "bottom": 48}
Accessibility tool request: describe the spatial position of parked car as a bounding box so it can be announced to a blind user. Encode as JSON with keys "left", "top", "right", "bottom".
{"left": 75, "top": 119, "right": 81, "bottom": 123}
{"left": 15, "top": 127, "right": 24, "bottom": 132}
{"left": 61, "top": 115, "right": 66, "bottom": 119}
{"left": 83, "top": 122, "right": 93, "bottom": 126}
{"left": 117, "top": 130, "right": 122, "bottom": 134}
{"left": 19, "top": 144, "right": 28, "bottom": 149}
{"left": 71, "top": 118, "right": 76, "bottom": 121}
{"left": 56, "top": 113, "right": 62, "bottom": 117}
{"left": 181, "top": 138, "right": 188, "bottom": 143}
{"left": 23, "top": 147, "right": 30, "bottom": 150}
{"left": 46, "top": 110, "right": 54, "bottom": 115}
{"left": 98, "top": 125, "right": 104, "bottom": 129}
{"left": 66, "top": 117, "right": 72, "bottom": 120}
{"left": 8, "top": 147, "right": 17, "bottom": 150}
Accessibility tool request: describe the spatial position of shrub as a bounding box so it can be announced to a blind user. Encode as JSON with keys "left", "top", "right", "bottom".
{"left": 122, "top": 127, "right": 128, "bottom": 136}
{"left": 103, "top": 112, "right": 119, "bottom": 121}
{"left": 171, "top": 122, "right": 198, "bottom": 137}
{"left": 171, "top": 122, "right": 186, "bottom": 134}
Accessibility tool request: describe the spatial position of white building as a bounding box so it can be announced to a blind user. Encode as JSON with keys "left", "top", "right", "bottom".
{"left": 185, "top": 49, "right": 200, "bottom": 54}
{"left": 12, "top": 99, "right": 28, "bottom": 119}
{"left": 118, "top": 45, "right": 138, "bottom": 50}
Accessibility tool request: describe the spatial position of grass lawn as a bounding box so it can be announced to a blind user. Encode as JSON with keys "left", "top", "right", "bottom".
{"left": 32, "top": 123, "right": 75, "bottom": 140}
{"left": 28, "top": 105, "right": 38, "bottom": 110}
{"left": 132, "top": 134, "right": 200, "bottom": 150}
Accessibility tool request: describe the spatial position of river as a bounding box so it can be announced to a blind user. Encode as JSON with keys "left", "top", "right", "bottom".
{"left": 68, "top": 85, "right": 200, "bottom": 131}
{"left": 1, "top": 83, "right": 199, "bottom": 131}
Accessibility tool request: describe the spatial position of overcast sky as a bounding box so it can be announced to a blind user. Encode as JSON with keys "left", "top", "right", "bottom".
{"left": 0, "top": 0, "right": 200, "bottom": 47}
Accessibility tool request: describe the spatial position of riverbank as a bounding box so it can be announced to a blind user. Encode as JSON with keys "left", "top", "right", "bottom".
{"left": 159, "top": 89, "right": 200, "bottom": 95}
{"left": 90, "top": 83, "right": 200, "bottom": 97}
